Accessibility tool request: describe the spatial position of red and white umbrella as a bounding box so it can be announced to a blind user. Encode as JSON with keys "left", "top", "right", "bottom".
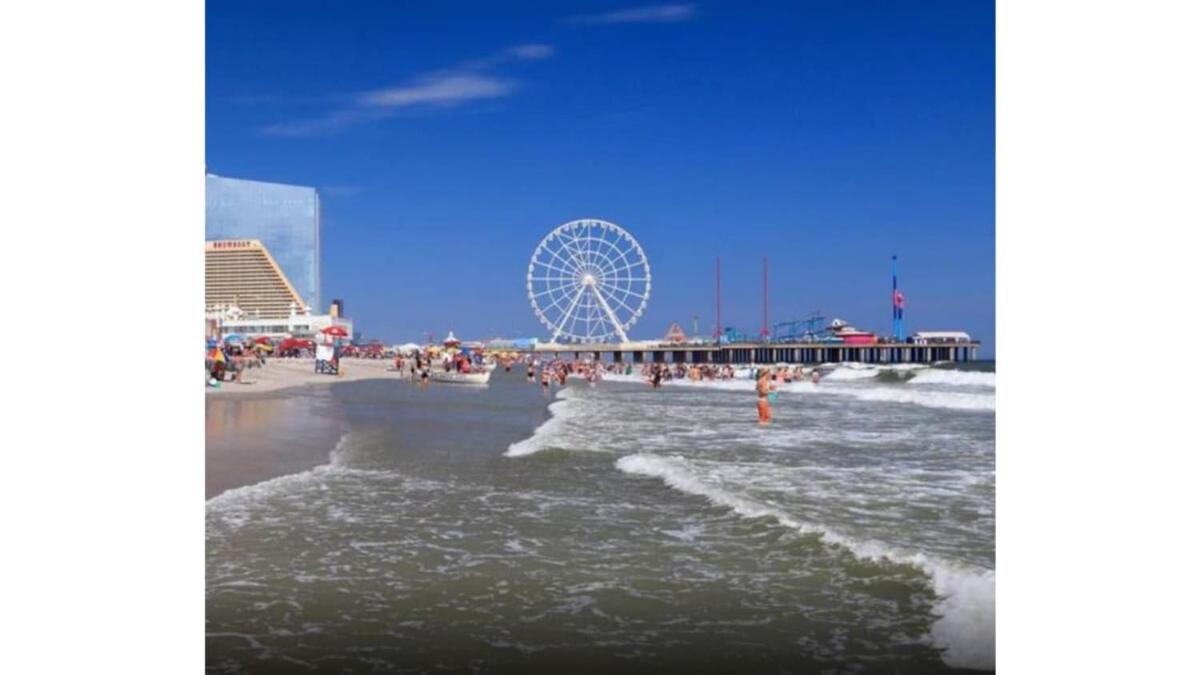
{"left": 320, "top": 326, "right": 349, "bottom": 338}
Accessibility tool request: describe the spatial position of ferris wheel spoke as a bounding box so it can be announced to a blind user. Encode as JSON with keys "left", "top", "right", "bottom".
{"left": 588, "top": 284, "right": 630, "bottom": 342}
{"left": 539, "top": 245, "right": 583, "bottom": 277}
{"left": 531, "top": 255, "right": 577, "bottom": 275}
{"left": 599, "top": 283, "right": 648, "bottom": 322}
{"left": 593, "top": 233, "right": 623, "bottom": 273}
{"left": 587, "top": 232, "right": 609, "bottom": 272}
{"left": 563, "top": 229, "right": 591, "bottom": 271}
{"left": 535, "top": 287, "right": 577, "bottom": 324}
{"left": 594, "top": 238, "right": 626, "bottom": 276}
{"left": 597, "top": 276, "right": 645, "bottom": 296}
{"left": 596, "top": 282, "right": 642, "bottom": 321}
{"left": 529, "top": 286, "right": 572, "bottom": 300}
{"left": 549, "top": 284, "right": 588, "bottom": 342}
{"left": 605, "top": 258, "right": 648, "bottom": 278}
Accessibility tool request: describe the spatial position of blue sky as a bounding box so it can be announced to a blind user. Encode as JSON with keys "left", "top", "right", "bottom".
{"left": 207, "top": 1, "right": 994, "bottom": 354}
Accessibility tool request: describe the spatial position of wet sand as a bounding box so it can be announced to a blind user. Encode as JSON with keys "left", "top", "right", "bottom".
{"left": 205, "top": 367, "right": 550, "bottom": 499}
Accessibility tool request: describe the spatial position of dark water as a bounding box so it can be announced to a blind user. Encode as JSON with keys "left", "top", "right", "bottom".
{"left": 207, "top": 365, "right": 994, "bottom": 673}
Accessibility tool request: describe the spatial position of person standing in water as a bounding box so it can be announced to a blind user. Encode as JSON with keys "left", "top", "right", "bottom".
{"left": 756, "top": 368, "right": 773, "bottom": 425}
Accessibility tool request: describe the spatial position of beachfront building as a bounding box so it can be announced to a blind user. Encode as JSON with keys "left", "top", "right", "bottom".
{"left": 206, "top": 173, "right": 321, "bottom": 310}
{"left": 206, "top": 239, "right": 351, "bottom": 340}
{"left": 206, "top": 303, "right": 353, "bottom": 341}
{"left": 206, "top": 239, "right": 307, "bottom": 318}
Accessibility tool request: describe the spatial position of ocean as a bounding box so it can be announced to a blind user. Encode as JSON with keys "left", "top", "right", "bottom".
{"left": 206, "top": 362, "right": 995, "bottom": 673}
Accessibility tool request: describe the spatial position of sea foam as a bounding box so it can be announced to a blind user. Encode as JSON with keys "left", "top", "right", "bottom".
{"left": 597, "top": 371, "right": 994, "bottom": 411}
{"left": 908, "top": 369, "right": 996, "bottom": 388}
{"left": 504, "top": 388, "right": 579, "bottom": 457}
{"left": 615, "top": 453, "right": 995, "bottom": 671}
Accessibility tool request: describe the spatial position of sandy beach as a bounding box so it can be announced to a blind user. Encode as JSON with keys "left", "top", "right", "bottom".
{"left": 206, "top": 357, "right": 400, "bottom": 396}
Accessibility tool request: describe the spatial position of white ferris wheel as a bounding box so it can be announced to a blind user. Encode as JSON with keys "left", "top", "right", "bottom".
{"left": 527, "top": 219, "right": 651, "bottom": 343}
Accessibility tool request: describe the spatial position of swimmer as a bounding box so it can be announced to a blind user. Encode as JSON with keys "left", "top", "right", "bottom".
{"left": 756, "top": 369, "right": 773, "bottom": 425}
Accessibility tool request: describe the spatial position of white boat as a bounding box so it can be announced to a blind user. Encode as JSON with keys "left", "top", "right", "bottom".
{"left": 429, "top": 368, "right": 492, "bottom": 385}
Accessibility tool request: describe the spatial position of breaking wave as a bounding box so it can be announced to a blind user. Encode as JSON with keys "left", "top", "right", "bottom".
{"left": 504, "top": 388, "right": 579, "bottom": 457}
{"left": 598, "top": 371, "right": 994, "bottom": 411}
{"left": 615, "top": 453, "right": 995, "bottom": 670}
{"left": 908, "top": 369, "right": 995, "bottom": 388}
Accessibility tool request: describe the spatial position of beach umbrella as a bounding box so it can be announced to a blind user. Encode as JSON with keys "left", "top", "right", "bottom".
{"left": 321, "top": 326, "right": 349, "bottom": 338}
{"left": 224, "top": 334, "right": 245, "bottom": 343}
{"left": 254, "top": 336, "right": 273, "bottom": 345}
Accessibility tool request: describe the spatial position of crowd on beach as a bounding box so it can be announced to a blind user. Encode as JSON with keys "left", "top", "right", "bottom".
{"left": 207, "top": 336, "right": 816, "bottom": 428}
{"left": 482, "top": 355, "right": 823, "bottom": 392}
{"left": 495, "top": 356, "right": 821, "bottom": 426}
{"left": 205, "top": 341, "right": 268, "bottom": 386}
{"left": 391, "top": 346, "right": 490, "bottom": 384}
{"left": 204, "top": 336, "right": 334, "bottom": 388}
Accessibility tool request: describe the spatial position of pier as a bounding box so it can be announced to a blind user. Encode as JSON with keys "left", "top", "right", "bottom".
{"left": 532, "top": 341, "right": 981, "bottom": 365}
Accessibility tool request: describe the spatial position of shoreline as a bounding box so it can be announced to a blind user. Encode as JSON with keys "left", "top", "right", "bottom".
{"left": 205, "top": 367, "right": 553, "bottom": 500}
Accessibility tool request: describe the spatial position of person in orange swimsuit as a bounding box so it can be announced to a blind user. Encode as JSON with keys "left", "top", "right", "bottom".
{"left": 756, "top": 369, "right": 773, "bottom": 425}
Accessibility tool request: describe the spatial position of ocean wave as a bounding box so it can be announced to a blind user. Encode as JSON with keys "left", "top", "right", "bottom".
{"left": 597, "top": 372, "right": 994, "bottom": 411}
{"left": 821, "top": 363, "right": 888, "bottom": 381}
{"left": 206, "top": 432, "right": 388, "bottom": 528}
{"left": 908, "top": 369, "right": 996, "bottom": 388}
{"left": 504, "top": 388, "right": 578, "bottom": 457}
{"left": 835, "top": 386, "right": 994, "bottom": 411}
{"left": 615, "top": 453, "right": 994, "bottom": 671}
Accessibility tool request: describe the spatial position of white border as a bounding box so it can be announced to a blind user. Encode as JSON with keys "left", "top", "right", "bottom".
{"left": 4, "top": 0, "right": 203, "bottom": 671}
{"left": 1000, "top": 1, "right": 1198, "bottom": 671}
{"left": 5, "top": 0, "right": 1199, "bottom": 670}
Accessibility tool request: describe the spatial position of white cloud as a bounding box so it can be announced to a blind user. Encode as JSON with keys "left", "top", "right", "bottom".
{"left": 569, "top": 4, "right": 696, "bottom": 25}
{"left": 261, "top": 44, "right": 551, "bottom": 137}
{"left": 508, "top": 43, "right": 554, "bottom": 60}
{"left": 360, "top": 75, "right": 516, "bottom": 108}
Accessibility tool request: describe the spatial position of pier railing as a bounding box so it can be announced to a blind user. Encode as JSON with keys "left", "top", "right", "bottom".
{"left": 532, "top": 341, "right": 981, "bottom": 364}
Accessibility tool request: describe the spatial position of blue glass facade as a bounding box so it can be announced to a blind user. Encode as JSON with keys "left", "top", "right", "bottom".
{"left": 206, "top": 174, "right": 321, "bottom": 310}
